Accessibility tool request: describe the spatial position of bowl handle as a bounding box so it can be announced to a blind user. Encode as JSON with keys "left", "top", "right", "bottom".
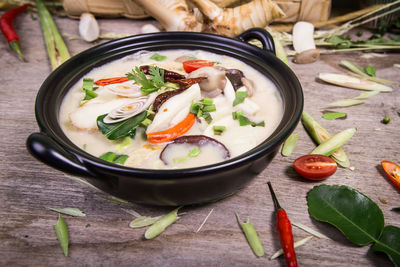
{"left": 27, "top": 132, "right": 93, "bottom": 177}
{"left": 237, "top": 28, "right": 276, "bottom": 55}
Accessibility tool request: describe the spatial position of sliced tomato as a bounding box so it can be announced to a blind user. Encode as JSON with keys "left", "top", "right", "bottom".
{"left": 182, "top": 60, "right": 214, "bottom": 73}
{"left": 293, "top": 154, "right": 337, "bottom": 180}
{"left": 381, "top": 160, "right": 400, "bottom": 191}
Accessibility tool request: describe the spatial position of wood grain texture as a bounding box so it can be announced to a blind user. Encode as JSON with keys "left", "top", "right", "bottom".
{"left": 0, "top": 14, "right": 399, "bottom": 266}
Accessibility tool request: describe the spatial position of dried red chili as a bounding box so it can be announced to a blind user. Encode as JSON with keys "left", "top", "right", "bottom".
{"left": 0, "top": 4, "right": 29, "bottom": 60}
{"left": 267, "top": 182, "right": 298, "bottom": 267}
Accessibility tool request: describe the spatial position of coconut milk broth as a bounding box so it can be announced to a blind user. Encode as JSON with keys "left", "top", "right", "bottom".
{"left": 59, "top": 50, "right": 283, "bottom": 169}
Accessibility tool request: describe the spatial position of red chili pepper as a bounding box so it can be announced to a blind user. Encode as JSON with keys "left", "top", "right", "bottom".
{"left": 267, "top": 182, "right": 298, "bottom": 267}
{"left": 0, "top": 4, "right": 29, "bottom": 60}
{"left": 94, "top": 77, "right": 130, "bottom": 86}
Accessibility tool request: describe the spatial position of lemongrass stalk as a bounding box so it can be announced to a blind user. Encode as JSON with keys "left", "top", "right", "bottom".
{"left": 301, "top": 112, "right": 350, "bottom": 167}
{"left": 270, "top": 236, "right": 313, "bottom": 260}
{"left": 281, "top": 133, "right": 299, "bottom": 156}
{"left": 325, "top": 99, "right": 364, "bottom": 108}
{"left": 354, "top": 91, "right": 380, "bottom": 100}
{"left": 311, "top": 128, "right": 356, "bottom": 156}
{"left": 318, "top": 73, "right": 392, "bottom": 92}
{"left": 36, "top": 0, "right": 70, "bottom": 70}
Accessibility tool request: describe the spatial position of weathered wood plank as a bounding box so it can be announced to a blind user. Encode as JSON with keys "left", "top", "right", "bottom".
{"left": 0, "top": 14, "right": 399, "bottom": 266}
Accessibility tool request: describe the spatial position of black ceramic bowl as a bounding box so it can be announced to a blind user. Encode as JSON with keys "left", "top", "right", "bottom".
{"left": 27, "top": 28, "right": 303, "bottom": 206}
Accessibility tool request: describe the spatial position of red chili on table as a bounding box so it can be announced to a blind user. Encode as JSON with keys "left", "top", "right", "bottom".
{"left": 267, "top": 182, "right": 298, "bottom": 267}
{"left": 0, "top": 4, "right": 29, "bottom": 60}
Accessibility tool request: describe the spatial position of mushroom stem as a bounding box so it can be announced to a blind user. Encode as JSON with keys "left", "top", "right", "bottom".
{"left": 191, "top": 0, "right": 286, "bottom": 37}
{"left": 292, "top": 21, "right": 320, "bottom": 63}
{"left": 135, "top": 0, "right": 203, "bottom": 32}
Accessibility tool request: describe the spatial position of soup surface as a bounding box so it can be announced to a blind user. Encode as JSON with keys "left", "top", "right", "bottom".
{"left": 60, "top": 50, "right": 283, "bottom": 169}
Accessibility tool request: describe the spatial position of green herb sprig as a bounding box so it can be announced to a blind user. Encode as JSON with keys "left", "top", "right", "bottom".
{"left": 126, "top": 66, "right": 164, "bottom": 95}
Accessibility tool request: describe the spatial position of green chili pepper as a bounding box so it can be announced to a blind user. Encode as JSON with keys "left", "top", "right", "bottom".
{"left": 235, "top": 213, "right": 264, "bottom": 257}
{"left": 144, "top": 207, "right": 182, "bottom": 239}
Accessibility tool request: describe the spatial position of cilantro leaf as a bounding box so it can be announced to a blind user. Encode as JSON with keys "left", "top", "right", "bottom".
{"left": 126, "top": 66, "right": 164, "bottom": 95}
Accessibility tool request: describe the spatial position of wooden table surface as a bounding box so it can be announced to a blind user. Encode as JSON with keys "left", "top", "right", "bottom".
{"left": 1, "top": 14, "right": 399, "bottom": 266}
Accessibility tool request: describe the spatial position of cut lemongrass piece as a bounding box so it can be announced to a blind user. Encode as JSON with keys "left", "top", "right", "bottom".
{"left": 394, "top": 64, "right": 400, "bottom": 69}
{"left": 196, "top": 208, "right": 214, "bottom": 233}
{"left": 292, "top": 222, "right": 330, "bottom": 239}
{"left": 281, "top": 133, "right": 299, "bottom": 157}
{"left": 301, "top": 112, "right": 350, "bottom": 168}
{"left": 325, "top": 99, "right": 364, "bottom": 108}
{"left": 121, "top": 208, "right": 141, "bottom": 218}
{"left": 318, "top": 73, "right": 392, "bottom": 92}
{"left": 129, "top": 216, "right": 162, "bottom": 228}
{"left": 270, "top": 236, "right": 313, "bottom": 260}
{"left": 354, "top": 90, "right": 380, "bottom": 100}
{"left": 340, "top": 60, "right": 396, "bottom": 85}
{"left": 311, "top": 128, "right": 356, "bottom": 156}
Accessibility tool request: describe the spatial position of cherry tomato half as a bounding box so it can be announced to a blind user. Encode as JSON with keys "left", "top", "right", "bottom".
{"left": 381, "top": 160, "right": 400, "bottom": 191}
{"left": 293, "top": 154, "right": 337, "bottom": 180}
{"left": 182, "top": 59, "right": 214, "bottom": 73}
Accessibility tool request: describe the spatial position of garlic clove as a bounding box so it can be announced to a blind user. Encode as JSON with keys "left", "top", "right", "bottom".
{"left": 79, "top": 13, "right": 100, "bottom": 42}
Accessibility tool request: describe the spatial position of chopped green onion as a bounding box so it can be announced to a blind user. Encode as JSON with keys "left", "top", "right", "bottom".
{"left": 202, "top": 98, "right": 213, "bottom": 106}
{"left": 325, "top": 99, "right": 364, "bottom": 108}
{"left": 233, "top": 91, "right": 248, "bottom": 106}
{"left": 99, "top": 152, "right": 116, "bottom": 162}
{"left": 114, "top": 155, "right": 128, "bottom": 164}
{"left": 48, "top": 208, "right": 86, "bottom": 217}
{"left": 235, "top": 213, "right": 264, "bottom": 257}
{"left": 141, "top": 118, "right": 153, "bottom": 127}
{"left": 36, "top": 0, "right": 70, "bottom": 70}
{"left": 203, "top": 105, "right": 216, "bottom": 112}
{"left": 322, "top": 112, "right": 347, "bottom": 120}
{"left": 188, "top": 146, "right": 201, "bottom": 158}
{"left": 173, "top": 157, "right": 188, "bottom": 164}
{"left": 281, "top": 133, "right": 299, "bottom": 157}
{"left": 213, "top": 125, "right": 226, "bottom": 135}
{"left": 150, "top": 53, "right": 167, "bottom": 61}
{"left": 54, "top": 214, "right": 69, "bottom": 256}
{"left": 144, "top": 207, "right": 182, "bottom": 239}
{"left": 311, "top": 128, "right": 356, "bottom": 156}
{"left": 115, "top": 137, "right": 132, "bottom": 152}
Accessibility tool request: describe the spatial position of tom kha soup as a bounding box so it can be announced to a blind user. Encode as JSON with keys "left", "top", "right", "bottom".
{"left": 59, "top": 50, "right": 283, "bottom": 169}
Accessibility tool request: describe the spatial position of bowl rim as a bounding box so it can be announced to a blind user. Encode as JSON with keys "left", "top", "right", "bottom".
{"left": 34, "top": 31, "right": 303, "bottom": 179}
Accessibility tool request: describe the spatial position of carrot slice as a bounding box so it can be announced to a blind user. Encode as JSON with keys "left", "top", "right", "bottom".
{"left": 147, "top": 113, "right": 196, "bottom": 143}
{"left": 94, "top": 77, "right": 130, "bottom": 86}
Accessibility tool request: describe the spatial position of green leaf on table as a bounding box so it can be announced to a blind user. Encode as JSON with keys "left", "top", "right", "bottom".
{"left": 322, "top": 112, "right": 347, "bottom": 120}
{"left": 49, "top": 207, "right": 86, "bottom": 217}
{"left": 54, "top": 214, "right": 69, "bottom": 256}
{"left": 97, "top": 111, "right": 147, "bottom": 140}
{"left": 371, "top": 226, "right": 400, "bottom": 266}
{"left": 308, "top": 185, "right": 400, "bottom": 266}
{"left": 307, "top": 185, "right": 384, "bottom": 246}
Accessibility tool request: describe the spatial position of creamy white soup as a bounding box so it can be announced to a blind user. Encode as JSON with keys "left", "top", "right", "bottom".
{"left": 59, "top": 50, "right": 283, "bottom": 169}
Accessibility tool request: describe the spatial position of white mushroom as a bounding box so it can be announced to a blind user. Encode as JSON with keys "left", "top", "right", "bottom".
{"left": 292, "top": 21, "right": 320, "bottom": 64}
{"left": 188, "top": 66, "right": 227, "bottom": 92}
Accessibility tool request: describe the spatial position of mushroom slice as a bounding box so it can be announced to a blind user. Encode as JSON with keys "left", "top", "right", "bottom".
{"left": 103, "top": 93, "right": 157, "bottom": 123}
{"left": 188, "top": 66, "right": 227, "bottom": 92}
{"left": 160, "top": 135, "right": 230, "bottom": 166}
{"left": 104, "top": 81, "right": 143, "bottom": 97}
{"left": 225, "top": 68, "right": 244, "bottom": 90}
